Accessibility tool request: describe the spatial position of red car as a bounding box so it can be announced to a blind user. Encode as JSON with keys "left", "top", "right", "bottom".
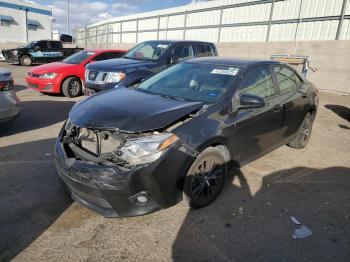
{"left": 26, "top": 49, "right": 127, "bottom": 97}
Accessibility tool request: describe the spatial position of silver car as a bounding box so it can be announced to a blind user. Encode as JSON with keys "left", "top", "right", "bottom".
{"left": 0, "top": 68, "right": 20, "bottom": 123}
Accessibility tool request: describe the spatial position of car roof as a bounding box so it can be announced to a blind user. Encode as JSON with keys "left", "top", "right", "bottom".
{"left": 85, "top": 49, "right": 127, "bottom": 53}
{"left": 186, "top": 57, "right": 281, "bottom": 68}
{"left": 142, "top": 40, "right": 214, "bottom": 45}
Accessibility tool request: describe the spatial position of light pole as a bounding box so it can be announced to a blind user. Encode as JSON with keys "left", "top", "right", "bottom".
{"left": 67, "top": 0, "right": 70, "bottom": 35}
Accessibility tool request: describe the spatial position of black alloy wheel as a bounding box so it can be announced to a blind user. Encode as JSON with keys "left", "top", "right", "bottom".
{"left": 183, "top": 147, "right": 227, "bottom": 208}
{"left": 288, "top": 113, "right": 314, "bottom": 149}
{"left": 62, "top": 77, "right": 82, "bottom": 98}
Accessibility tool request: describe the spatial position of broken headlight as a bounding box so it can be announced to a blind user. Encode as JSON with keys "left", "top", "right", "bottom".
{"left": 119, "top": 133, "right": 178, "bottom": 165}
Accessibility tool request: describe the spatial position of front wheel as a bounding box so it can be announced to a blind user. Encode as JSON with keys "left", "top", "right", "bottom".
{"left": 183, "top": 147, "right": 227, "bottom": 208}
{"left": 62, "top": 77, "right": 82, "bottom": 98}
{"left": 288, "top": 113, "right": 314, "bottom": 149}
{"left": 20, "top": 55, "right": 32, "bottom": 66}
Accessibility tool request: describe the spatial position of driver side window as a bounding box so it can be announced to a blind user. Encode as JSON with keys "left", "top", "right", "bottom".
{"left": 240, "top": 66, "right": 276, "bottom": 99}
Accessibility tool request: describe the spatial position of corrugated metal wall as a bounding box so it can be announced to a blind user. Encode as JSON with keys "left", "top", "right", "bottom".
{"left": 77, "top": 0, "right": 350, "bottom": 47}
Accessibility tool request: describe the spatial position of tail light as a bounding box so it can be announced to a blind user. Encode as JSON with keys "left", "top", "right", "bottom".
{"left": 0, "top": 80, "right": 14, "bottom": 91}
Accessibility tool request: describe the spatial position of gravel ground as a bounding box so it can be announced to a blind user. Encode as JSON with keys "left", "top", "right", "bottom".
{"left": 0, "top": 63, "right": 349, "bottom": 262}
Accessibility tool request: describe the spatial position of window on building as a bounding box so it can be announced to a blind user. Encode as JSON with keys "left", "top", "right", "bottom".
{"left": 1, "top": 20, "right": 11, "bottom": 27}
{"left": 195, "top": 45, "right": 213, "bottom": 57}
{"left": 240, "top": 66, "right": 276, "bottom": 99}
{"left": 28, "top": 24, "right": 38, "bottom": 31}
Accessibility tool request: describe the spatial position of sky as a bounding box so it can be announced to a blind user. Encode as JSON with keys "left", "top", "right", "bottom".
{"left": 24, "top": 0, "right": 208, "bottom": 34}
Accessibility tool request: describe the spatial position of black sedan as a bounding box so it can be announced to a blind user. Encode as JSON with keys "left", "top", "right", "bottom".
{"left": 55, "top": 57, "right": 318, "bottom": 217}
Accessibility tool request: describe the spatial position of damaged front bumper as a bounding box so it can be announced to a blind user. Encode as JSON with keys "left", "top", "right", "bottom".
{"left": 54, "top": 125, "right": 195, "bottom": 218}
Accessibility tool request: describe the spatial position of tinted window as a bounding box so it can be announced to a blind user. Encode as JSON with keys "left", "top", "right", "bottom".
{"left": 123, "top": 42, "right": 171, "bottom": 61}
{"left": 172, "top": 45, "right": 193, "bottom": 61}
{"left": 240, "top": 67, "right": 276, "bottom": 98}
{"left": 62, "top": 51, "right": 95, "bottom": 64}
{"left": 274, "top": 66, "right": 300, "bottom": 93}
{"left": 137, "top": 62, "right": 238, "bottom": 103}
{"left": 37, "top": 41, "right": 48, "bottom": 49}
{"left": 94, "top": 52, "right": 124, "bottom": 61}
{"left": 196, "top": 45, "right": 212, "bottom": 57}
{"left": 50, "top": 41, "right": 61, "bottom": 49}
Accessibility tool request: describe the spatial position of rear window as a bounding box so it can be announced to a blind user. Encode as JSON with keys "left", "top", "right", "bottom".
{"left": 196, "top": 45, "right": 213, "bottom": 57}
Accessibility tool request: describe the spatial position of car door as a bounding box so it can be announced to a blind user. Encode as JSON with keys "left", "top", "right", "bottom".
{"left": 30, "top": 41, "right": 49, "bottom": 63}
{"left": 47, "top": 41, "right": 64, "bottom": 62}
{"left": 232, "top": 65, "right": 284, "bottom": 164}
{"left": 272, "top": 65, "right": 309, "bottom": 141}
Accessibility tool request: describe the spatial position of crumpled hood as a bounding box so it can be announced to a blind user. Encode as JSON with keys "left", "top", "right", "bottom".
{"left": 69, "top": 88, "right": 203, "bottom": 132}
{"left": 86, "top": 58, "right": 155, "bottom": 72}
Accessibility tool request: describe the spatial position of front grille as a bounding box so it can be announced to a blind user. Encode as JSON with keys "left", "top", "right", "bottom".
{"left": 27, "top": 82, "right": 39, "bottom": 88}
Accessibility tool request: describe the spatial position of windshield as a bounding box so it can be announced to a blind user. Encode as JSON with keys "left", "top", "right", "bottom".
{"left": 136, "top": 62, "right": 239, "bottom": 103}
{"left": 123, "top": 42, "right": 171, "bottom": 61}
{"left": 24, "top": 42, "right": 35, "bottom": 48}
{"left": 62, "top": 51, "right": 95, "bottom": 64}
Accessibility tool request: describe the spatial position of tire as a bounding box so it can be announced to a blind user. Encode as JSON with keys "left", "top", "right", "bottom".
{"left": 288, "top": 113, "right": 314, "bottom": 149}
{"left": 20, "top": 55, "right": 32, "bottom": 66}
{"left": 183, "top": 146, "right": 227, "bottom": 208}
{"left": 62, "top": 77, "right": 82, "bottom": 98}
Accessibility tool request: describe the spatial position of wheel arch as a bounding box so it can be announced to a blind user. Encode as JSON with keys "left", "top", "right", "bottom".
{"left": 60, "top": 75, "right": 82, "bottom": 92}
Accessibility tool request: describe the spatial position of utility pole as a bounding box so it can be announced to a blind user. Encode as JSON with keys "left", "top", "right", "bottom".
{"left": 67, "top": 0, "right": 70, "bottom": 35}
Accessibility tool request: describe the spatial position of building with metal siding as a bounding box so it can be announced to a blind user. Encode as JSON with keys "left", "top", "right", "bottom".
{"left": 77, "top": 0, "right": 349, "bottom": 47}
{"left": 0, "top": 0, "right": 52, "bottom": 43}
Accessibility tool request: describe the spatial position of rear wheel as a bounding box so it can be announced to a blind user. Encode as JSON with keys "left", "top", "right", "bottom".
{"left": 288, "top": 113, "right": 314, "bottom": 149}
{"left": 183, "top": 147, "right": 227, "bottom": 208}
{"left": 62, "top": 77, "right": 82, "bottom": 98}
{"left": 20, "top": 55, "right": 32, "bottom": 66}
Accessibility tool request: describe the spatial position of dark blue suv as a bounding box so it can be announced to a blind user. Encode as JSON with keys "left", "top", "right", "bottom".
{"left": 84, "top": 40, "right": 218, "bottom": 95}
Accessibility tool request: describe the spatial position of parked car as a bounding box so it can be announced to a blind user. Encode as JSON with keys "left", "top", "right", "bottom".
{"left": 84, "top": 40, "right": 218, "bottom": 95}
{"left": 55, "top": 58, "right": 318, "bottom": 217}
{"left": 0, "top": 53, "right": 5, "bottom": 62}
{"left": 26, "top": 49, "right": 127, "bottom": 97}
{"left": 2, "top": 40, "right": 83, "bottom": 66}
{"left": 0, "top": 68, "right": 20, "bottom": 123}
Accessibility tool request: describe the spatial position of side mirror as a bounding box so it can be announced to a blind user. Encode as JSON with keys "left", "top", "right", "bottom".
{"left": 168, "top": 57, "right": 178, "bottom": 65}
{"left": 239, "top": 94, "right": 265, "bottom": 109}
{"left": 33, "top": 46, "right": 40, "bottom": 51}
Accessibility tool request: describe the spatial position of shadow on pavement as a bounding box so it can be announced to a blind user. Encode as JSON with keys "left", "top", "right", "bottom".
{"left": 325, "top": 104, "right": 350, "bottom": 122}
{"left": 0, "top": 100, "right": 75, "bottom": 136}
{"left": 172, "top": 166, "right": 350, "bottom": 262}
{"left": 14, "top": 85, "right": 27, "bottom": 92}
{"left": 0, "top": 138, "right": 72, "bottom": 261}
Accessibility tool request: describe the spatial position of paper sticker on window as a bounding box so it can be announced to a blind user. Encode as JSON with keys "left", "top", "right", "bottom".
{"left": 211, "top": 67, "right": 239, "bottom": 76}
{"left": 157, "top": 44, "right": 169, "bottom": 48}
{"left": 87, "top": 52, "right": 95, "bottom": 55}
